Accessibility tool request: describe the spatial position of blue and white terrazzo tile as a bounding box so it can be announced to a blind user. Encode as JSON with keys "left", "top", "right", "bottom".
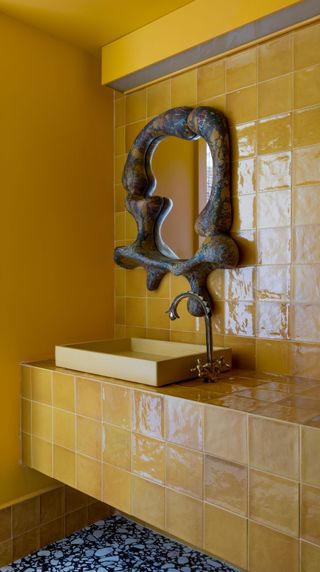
{"left": 1, "top": 515, "right": 240, "bottom": 572}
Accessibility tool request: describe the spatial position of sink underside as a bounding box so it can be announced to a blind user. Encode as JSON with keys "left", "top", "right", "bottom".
{"left": 55, "top": 338, "right": 232, "bottom": 387}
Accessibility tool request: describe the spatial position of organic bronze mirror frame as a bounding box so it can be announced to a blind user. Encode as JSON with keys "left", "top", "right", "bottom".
{"left": 114, "top": 106, "right": 239, "bottom": 316}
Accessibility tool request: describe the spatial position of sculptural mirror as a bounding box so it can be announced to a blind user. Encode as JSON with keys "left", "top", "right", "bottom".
{"left": 114, "top": 106, "right": 239, "bottom": 317}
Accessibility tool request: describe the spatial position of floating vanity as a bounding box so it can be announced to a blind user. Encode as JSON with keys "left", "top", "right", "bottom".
{"left": 21, "top": 362, "right": 320, "bottom": 571}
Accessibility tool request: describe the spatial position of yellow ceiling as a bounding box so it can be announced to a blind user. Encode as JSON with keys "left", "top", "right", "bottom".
{"left": 0, "top": 0, "right": 193, "bottom": 54}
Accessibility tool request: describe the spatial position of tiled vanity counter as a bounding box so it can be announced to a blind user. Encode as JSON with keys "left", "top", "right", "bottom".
{"left": 21, "top": 362, "right": 320, "bottom": 571}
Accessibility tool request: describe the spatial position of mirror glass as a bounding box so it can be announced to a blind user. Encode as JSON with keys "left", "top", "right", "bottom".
{"left": 152, "top": 137, "right": 213, "bottom": 259}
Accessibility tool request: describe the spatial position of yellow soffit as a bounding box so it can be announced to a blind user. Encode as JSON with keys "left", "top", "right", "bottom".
{"left": 102, "top": 0, "right": 319, "bottom": 90}
{"left": 0, "top": 0, "right": 193, "bottom": 54}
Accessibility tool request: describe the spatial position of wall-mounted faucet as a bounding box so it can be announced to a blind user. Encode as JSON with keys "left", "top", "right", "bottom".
{"left": 166, "top": 291, "right": 230, "bottom": 382}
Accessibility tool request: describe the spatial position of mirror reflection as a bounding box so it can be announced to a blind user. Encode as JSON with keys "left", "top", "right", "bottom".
{"left": 152, "top": 137, "right": 213, "bottom": 259}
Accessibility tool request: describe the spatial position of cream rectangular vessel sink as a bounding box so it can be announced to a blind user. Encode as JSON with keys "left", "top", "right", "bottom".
{"left": 55, "top": 338, "right": 231, "bottom": 387}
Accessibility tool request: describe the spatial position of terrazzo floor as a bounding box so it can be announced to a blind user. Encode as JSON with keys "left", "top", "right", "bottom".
{"left": 1, "top": 515, "right": 240, "bottom": 572}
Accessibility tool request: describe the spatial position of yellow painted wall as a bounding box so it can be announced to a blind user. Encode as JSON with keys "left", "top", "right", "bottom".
{"left": 102, "top": 0, "right": 301, "bottom": 84}
{"left": 0, "top": 11, "right": 114, "bottom": 506}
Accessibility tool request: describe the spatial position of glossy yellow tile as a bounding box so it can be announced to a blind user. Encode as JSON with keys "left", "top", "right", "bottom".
{"left": 166, "top": 443, "right": 203, "bottom": 499}
{"left": 258, "top": 227, "right": 291, "bottom": 265}
{"left": 301, "top": 484, "right": 320, "bottom": 545}
{"left": 31, "top": 368, "right": 52, "bottom": 404}
{"left": 231, "top": 121, "right": 257, "bottom": 160}
{"left": 147, "top": 81, "right": 170, "bottom": 117}
{"left": 125, "top": 297, "right": 146, "bottom": 327}
{"left": 32, "top": 437, "right": 52, "bottom": 477}
{"left": 257, "top": 189, "right": 291, "bottom": 229}
{"left": 294, "top": 64, "right": 320, "bottom": 109}
{"left": 226, "top": 85, "right": 257, "bottom": 124}
{"left": 76, "top": 378, "right": 101, "bottom": 420}
{"left": 32, "top": 402, "right": 52, "bottom": 442}
{"left": 53, "top": 445, "right": 76, "bottom": 487}
{"left": 301, "top": 427, "right": 320, "bottom": 486}
{"left": 77, "top": 416, "right": 101, "bottom": 459}
{"left": 207, "top": 268, "right": 225, "bottom": 300}
{"left": 248, "top": 521, "right": 299, "bottom": 572}
{"left": 248, "top": 415, "right": 299, "bottom": 479}
{"left": 115, "top": 212, "right": 125, "bottom": 242}
{"left": 232, "top": 158, "right": 256, "bottom": 195}
{"left": 166, "top": 489, "right": 202, "bottom": 547}
{"left": 103, "top": 463, "right": 131, "bottom": 514}
{"left": 224, "top": 301, "right": 255, "bottom": 337}
{"left": 165, "top": 397, "right": 202, "bottom": 450}
{"left": 171, "top": 69, "right": 196, "bottom": 106}
{"left": 225, "top": 267, "right": 254, "bottom": 301}
{"left": 204, "top": 406, "right": 247, "bottom": 464}
{"left": 249, "top": 468, "right": 299, "bottom": 535}
{"left": 301, "top": 540, "right": 320, "bottom": 572}
{"left": 259, "top": 75, "right": 292, "bottom": 118}
{"left": 258, "top": 34, "right": 292, "bottom": 81}
{"left": 293, "top": 186, "right": 320, "bottom": 226}
{"left": 294, "top": 107, "right": 320, "bottom": 148}
{"left": 226, "top": 47, "right": 257, "bottom": 91}
{"left": 115, "top": 266, "right": 125, "bottom": 297}
{"left": 115, "top": 184, "right": 126, "bottom": 213}
{"left": 258, "top": 151, "right": 291, "bottom": 191}
{"left": 21, "top": 366, "right": 31, "bottom": 399}
{"left": 114, "top": 154, "right": 126, "bottom": 186}
{"left": 231, "top": 193, "right": 256, "bottom": 231}
{"left": 125, "top": 90, "right": 146, "bottom": 124}
{"left": 133, "top": 391, "right": 163, "bottom": 439}
{"left": 132, "top": 476, "right": 165, "bottom": 529}
{"left": 21, "top": 399, "right": 31, "bottom": 434}
{"left": 291, "top": 304, "right": 320, "bottom": 342}
{"left": 291, "top": 342, "right": 320, "bottom": 379}
{"left": 224, "top": 336, "right": 256, "bottom": 370}
{"left": 147, "top": 298, "right": 170, "bottom": 330}
{"left": 256, "top": 339, "right": 289, "bottom": 377}
{"left": 197, "top": 59, "right": 225, "bottom": 102}
{"left": 52, "top": 372, "right": 75, "bottom": 412}
{"left": 294, "top": 23, "right": 320, "bottom": 69}
{"left": 293, "top": 225, "right": 320, "bottom": 264}
{"left": 204, "top": 503, "right": 247, "bottom": 569}
{"left": 102, "top": 424, "right": 131, "bottom": 470}
{"left": 258, "top": 113, "right": 292, "bottom": 155}
{"left": 132, "top": 433, "right": 165, "bottom": 483}
{"left": 205, "top": 455, "right": 247, "bottom": 515}
{"left": 77, "top": 454, "right": 101, "bottom": 499}
{"left": 115, "top": 296, "right": 125, "bottom": 324}
{"left": 256, "top": 342, "right": 288, "bottom": 378}
{"left": 294, "top": 145, "right": 320, "bottom": 186}
{"left": 256, "top": 265, "right": 290, "bottom": 301}
{"left": 115, "top": 96, "right": 125, "bottom": 127}
{"left": 21, "top": 433, "right": 31, "bottom": 466}
{"left": 125, "top": 120, "right": 146, "bottom": 153}
{"left": 53, "top": 409, "right": 75, "bottom": 451}
{"left": 125, "top": 267, "right": 146, "bottom": 297}
{"left": 256, "top": 301, "right": 289, "bottom": 339}
{"left": 103, "top": 383, "right": 131, "bottom": 429}
{"left": 115, "top": 125, "right": 125, "bottom": 155}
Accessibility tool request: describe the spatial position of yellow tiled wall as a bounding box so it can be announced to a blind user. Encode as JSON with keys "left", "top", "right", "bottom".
{"left": 114, "top": 20, "right": 320, "bottom": 378}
